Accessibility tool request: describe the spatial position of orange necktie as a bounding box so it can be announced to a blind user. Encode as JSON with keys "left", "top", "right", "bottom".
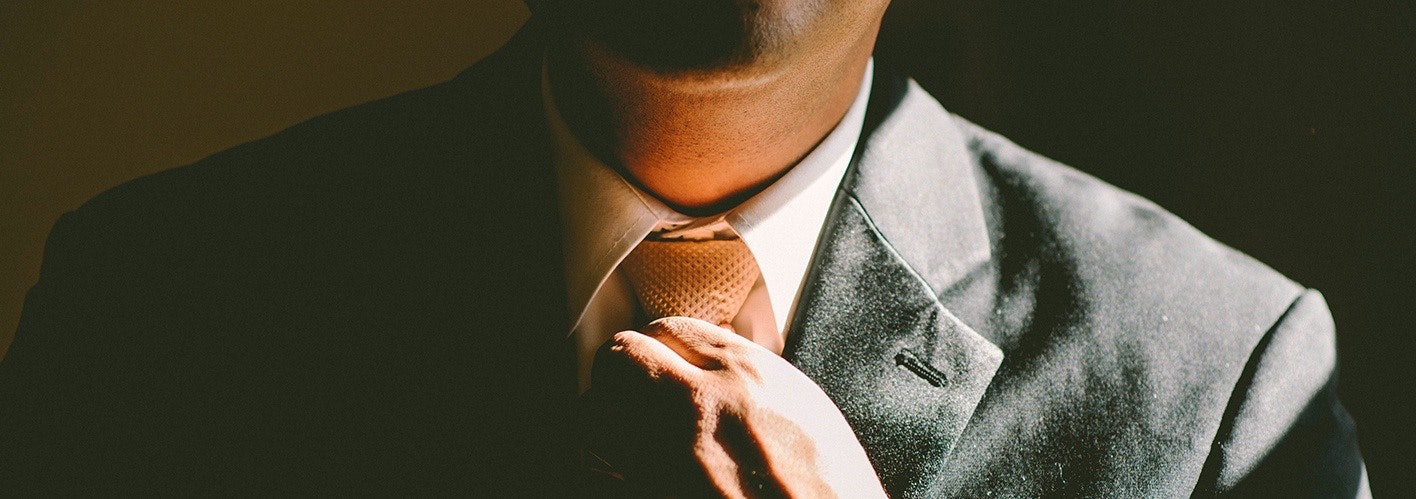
{"left": 619, "top": 238, "right": 761, "bottom": 327}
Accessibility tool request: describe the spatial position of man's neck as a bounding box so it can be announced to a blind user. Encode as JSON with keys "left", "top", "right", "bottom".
{"left": 546, "top": 34, "right": 875, "bottom": 216}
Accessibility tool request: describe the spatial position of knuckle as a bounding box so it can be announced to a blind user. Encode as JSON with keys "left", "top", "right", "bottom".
{"left": 717, "top": 342, "right": 752, "bottom": 364}
{"left": 639, "top": 317, "right": 678, "bottom": 338}
{"left": 723, "top": 353, "right": 765, "bottom": 383}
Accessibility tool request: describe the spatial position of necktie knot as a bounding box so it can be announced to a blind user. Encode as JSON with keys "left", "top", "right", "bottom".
{"left": 619, "top": 238, "right": 761, "bottom": 326}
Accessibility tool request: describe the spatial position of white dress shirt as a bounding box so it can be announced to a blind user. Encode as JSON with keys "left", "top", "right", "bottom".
{"left": 544, "top": 61, "right": 875, "bottom": 391}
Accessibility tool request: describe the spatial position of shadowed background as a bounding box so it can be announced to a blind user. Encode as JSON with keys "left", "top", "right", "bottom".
{"left": 3, "top": 0, "right": 1411, "bottom": 491}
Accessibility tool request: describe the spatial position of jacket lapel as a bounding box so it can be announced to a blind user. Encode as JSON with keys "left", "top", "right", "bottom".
{"left": 783, "top": 72, "right": 1003, "bottom": 495}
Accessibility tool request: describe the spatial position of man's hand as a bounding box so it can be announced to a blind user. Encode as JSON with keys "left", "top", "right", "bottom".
{"left": 581, "top": 317, "right": 887, "bottom": 498}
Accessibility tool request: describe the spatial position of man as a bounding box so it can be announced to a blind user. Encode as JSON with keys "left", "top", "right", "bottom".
{"left": 0, "top": 0, "right": 1367, "bottom": 496}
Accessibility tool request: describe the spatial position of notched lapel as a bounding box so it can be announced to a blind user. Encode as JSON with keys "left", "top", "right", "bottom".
{"left": 782, "top": 74, "right": 1003, "bottom": 496}
{"left": 785, "top": 197, "right": 1002, "bottom": 496}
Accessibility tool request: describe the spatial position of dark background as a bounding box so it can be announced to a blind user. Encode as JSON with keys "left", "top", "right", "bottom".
{"left": 3, "top": 0, "right": 1411, "bottom": 492}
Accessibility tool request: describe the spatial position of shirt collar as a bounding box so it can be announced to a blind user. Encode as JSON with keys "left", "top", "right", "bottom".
{"left": 546, "top": 60, "right": 875, "bottom": 333}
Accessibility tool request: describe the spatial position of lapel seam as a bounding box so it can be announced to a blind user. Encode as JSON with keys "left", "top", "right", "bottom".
{"left": 838, "top": 189, "right": 1005, "bottom": 373}
{"left": 839, "top": 191, "right": 948, "bottom": 310}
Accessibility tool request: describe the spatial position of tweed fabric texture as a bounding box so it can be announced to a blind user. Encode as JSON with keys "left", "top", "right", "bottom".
{"left": 620, "top": 238, "right": 760, "bottom": 326}
{"left": 785, "top": 196, "right": 1002, "bottom": 497}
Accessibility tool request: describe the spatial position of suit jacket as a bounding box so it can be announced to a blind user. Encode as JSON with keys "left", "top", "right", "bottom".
{"left": 0, "top": 21, "right": 1365, "bottom": 497}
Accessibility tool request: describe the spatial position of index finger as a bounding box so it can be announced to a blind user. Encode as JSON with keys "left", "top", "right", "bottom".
{"left": 608, "top": 329, "right": 704, "bottom": 385}
{"left": 639, "top": 316, "right": 767, "bottom": 369}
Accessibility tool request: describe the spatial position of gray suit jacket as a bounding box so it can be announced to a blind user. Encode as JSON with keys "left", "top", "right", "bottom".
{"left": 0, "top": 21, "right": 1365, "bottom": 496}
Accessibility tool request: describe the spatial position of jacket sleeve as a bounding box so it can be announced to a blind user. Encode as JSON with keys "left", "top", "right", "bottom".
{"left": 1197, "top": 289, "right": 1370, "bottom": 497}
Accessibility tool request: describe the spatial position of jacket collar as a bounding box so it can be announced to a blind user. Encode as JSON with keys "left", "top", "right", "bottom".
{"left": 847, "top": 72, "right": 993, "bottom": 296}
{"left": 783, "top": 69, "right": 1002, "bottom": 495}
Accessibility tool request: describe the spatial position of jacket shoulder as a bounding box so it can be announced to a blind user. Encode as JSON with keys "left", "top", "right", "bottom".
{"left": 940, "top": 117, "right": 1326, "bottom": 493}
{"left": 958, "top": 117, "right": 1304, "bottom": 338}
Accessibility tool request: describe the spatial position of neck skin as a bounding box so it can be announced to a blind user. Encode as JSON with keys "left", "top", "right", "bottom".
{"left": 546, "top": 22, "right": 880, "bottom": 216}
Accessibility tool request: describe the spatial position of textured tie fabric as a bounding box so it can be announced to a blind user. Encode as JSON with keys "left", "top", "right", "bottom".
{"left": 619, "top": 238, "right": 762, "bottom": 326}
